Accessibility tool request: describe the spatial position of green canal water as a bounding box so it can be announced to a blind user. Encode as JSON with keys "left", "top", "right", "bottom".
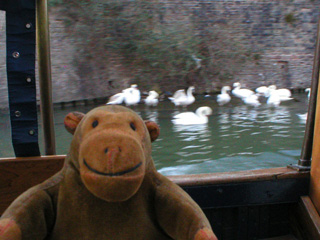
{"left": 0, "top": 93, "right": 309, "bottom": 175}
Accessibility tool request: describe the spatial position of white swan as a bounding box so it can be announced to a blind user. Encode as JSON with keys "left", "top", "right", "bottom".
{"left": 242, "top": 94, "right": 261, "bottom": 107}
{"left": 217, "top": 86, "right": 231, "bottom": 106}
{"left": 107, "top": 84, "right": 141, "bottom": 105}
{"left": 123, "top": 84, "right": 141, "bottom": 106}
{"left": 169, "top": 86, "right": 195, "bottom": 106}
{"left": 144, "top": 90, "right": 159, "bottom": 107}
{"left": 266, "top": 92, "right": 281, "bottom": 107}
{"left": 255, "top": 86, "right": 269, "bottom": 97}
{"left": 305, "top": 88, "right": 311, "bottom": 101}
{"left": 297, "top": 112, "right": 308, "bottom": 122}
{"left": 107, "top": 92, "right": 125, "bottom": 105}
{"left": 266, "top": 85, "right": 293, "bottom": 101}
{"left": 232, "top": 82, "right": 254, "bottom": 99}
{"left": 172, "top": 106, "right": 212, "bottom": 125}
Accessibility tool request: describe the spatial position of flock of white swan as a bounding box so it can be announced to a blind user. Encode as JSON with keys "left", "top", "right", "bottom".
{"left": 106, "top": 83, "right": 311, "bottom": 125}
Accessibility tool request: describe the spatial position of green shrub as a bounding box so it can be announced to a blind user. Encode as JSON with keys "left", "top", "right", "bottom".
{"left": 285, "top": 13, "right": 296, "bottom": 24}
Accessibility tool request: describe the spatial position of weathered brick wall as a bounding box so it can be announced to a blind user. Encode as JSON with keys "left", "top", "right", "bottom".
{"left": 0, "top": 7, "right": 131, "bottom": 108}
{"left": 48, "top": 7, "right": 132, "bottom": 103}
{"left": 165, "top": 0, "right": 320, "bottom": 90}
{"left": 0, "top": 1, "right": 320, "bottom": 108}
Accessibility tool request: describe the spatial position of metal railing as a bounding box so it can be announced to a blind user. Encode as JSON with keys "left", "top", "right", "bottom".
{"left": 36, "top": 0, "right": 56, "bottom": 155}
{"left": 291, "top": 18, "right": 320, "bottom": 170}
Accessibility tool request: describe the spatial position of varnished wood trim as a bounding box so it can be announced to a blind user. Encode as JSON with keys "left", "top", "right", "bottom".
{"left": 301, "top": 196, "right": 320, "bottom": 230}
{"left": 0, "top": 156, "right": 310, "bottom": 187}
{"left": 293, "top": 196, "right": 320, "bottom": 240}
{"left": 169, "top": 167, "right": 310, "bottom": 187}
{"left": 0, "top": 155, "right": 65, "bottom": 162}
{"left": 0, "top": 155, "right": 65, "bottom": 214}
{"left": 310, "top": 21, "right": 320, "bottom": 214}
{"left": 0, "top": 156, "right": 310, "bottom": 214}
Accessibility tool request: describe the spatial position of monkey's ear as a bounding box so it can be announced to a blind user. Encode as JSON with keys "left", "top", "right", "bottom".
{"left": 64, "top": 112, "right": 85, "bottom": 135}
{"left": 144, "top": 120, "right": 160, "bottom": 142}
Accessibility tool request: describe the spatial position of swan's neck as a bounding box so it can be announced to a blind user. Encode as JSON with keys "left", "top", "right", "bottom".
{"left": 187, "top": 88, "right": 194, "bottom": 97}
{"left": 195, "top": 109, "right": 206, "bottom": 118}
{"left": 221, "top": 88, "right": 228, "bottom": 94}
{"left": 234, "top": 85, "right": 240, "bottom": 90}
{"left": 266, "top": 88, "right": 276, "bottom": 97}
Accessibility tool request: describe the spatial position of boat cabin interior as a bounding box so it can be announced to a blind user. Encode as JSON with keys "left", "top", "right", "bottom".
{"left": 1, "top": 1, "right": 320, "bottom": 240}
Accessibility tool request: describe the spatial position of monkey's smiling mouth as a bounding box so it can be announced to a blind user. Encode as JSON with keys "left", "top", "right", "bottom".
{"left": 83, "top": 158, "right": 142, "bottom": 176}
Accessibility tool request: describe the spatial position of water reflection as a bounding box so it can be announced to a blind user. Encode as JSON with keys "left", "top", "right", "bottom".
{"left": 144, "top": 109, "right": 159, "bottom": 123}
{"left": 231, "top": 105, "right": 259, "bottom": 122}
{"left": 264, "top": 106, "right": 291, "bottom": 124}
{"left": 156, "top": 95, "right": 306, "bottom": 175}
{"left": 173, "top": 124, "right": 209, "bottom": 140}
{"left": 0, "top": 93, "right": 308, "bottom": 175}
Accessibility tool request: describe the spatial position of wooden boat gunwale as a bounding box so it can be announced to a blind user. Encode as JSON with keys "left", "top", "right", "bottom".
{"left": 0, "top": 156, "right": 310, "bottom": 212}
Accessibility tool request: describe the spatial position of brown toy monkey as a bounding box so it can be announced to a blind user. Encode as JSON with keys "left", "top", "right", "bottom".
{"left": 0, "top": 105, "right": 217, "bottom": 240}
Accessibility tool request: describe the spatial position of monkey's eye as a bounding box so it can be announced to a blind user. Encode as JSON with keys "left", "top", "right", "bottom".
{"left": 92, "top": 120, "right": 99, "bottom": 128}
{"left": 130, "top": 122, "right": 136, "bottom": 131}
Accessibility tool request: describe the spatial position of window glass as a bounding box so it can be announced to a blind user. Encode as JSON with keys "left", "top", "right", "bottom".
{"left": 0, "top": 2, "right": 314, "bottom": 175}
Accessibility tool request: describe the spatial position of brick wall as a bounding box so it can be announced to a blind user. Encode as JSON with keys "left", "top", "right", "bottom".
{"left": 170, "top": 0, "right": 320, "bottom": 90}
{"left": 0, "top": 1, "right": 319, "bottom": 108}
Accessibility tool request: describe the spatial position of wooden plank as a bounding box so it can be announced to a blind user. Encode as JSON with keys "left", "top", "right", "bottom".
{"left": 301, "top": 196, "right": 320, "bottom": 235}
{"left": 0, "top": 157, "right": 309, "bottom": 187}
{"left": 205, "top": 208, "right": 223, "bottom": 239}
{"left": 310, "top": 57, "right": 320, "bottom": 213}
{"left": 0, "top": 155, "right": 65, "bottom": 162}
{"left": 248, "top": 206, "right": 260, "bottom": 239}
{"left": 0, "top": 155, "right": 65, "bottom": 214}
{"left": 259, "top": 206, "right": 270, "bottom": 239}
{"left": 293, "top": 196, "right": 320, "bottom": 240}
{"left": 202, "top": 204, "right": 297, "bottom": 239}
{"left": 0, "top": 157, "right": 310, "bottom": 214}
{"left": 268, "top": 204, "right": 291, "bottom": 237}
{"left": 183, "top": 178, "right": 309, "bottom": 209}
{"left": 169, "top": 167, "right": 310, "bottom": 187}
{"left": 222, "top": 208, "right": 236, "bottom": 239}
{"left": 237, "top": 206, "right": 248, "bottom": 239}
{"left": 259, "top": 235, "right": 297, "bottom": 240}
